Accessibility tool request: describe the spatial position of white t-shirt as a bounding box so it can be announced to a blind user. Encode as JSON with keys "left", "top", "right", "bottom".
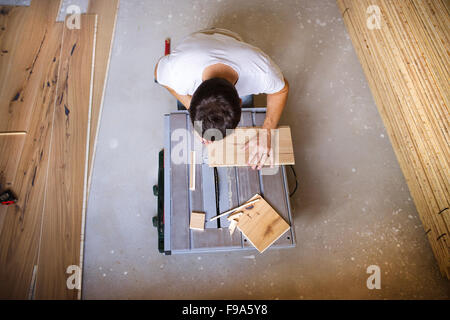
{"left": 156, "top": 31, "right": 285, "bottom": 97}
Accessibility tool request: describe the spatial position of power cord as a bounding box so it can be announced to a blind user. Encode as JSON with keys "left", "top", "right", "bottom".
{"left": 289, "top": 165, "right": 298, "bottom": 197}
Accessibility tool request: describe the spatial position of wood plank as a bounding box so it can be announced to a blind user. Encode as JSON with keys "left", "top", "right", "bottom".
{"left": 0, "top": 21, "right": 64, "bottom": 299}
{"left": 0, "top": 0, "right": 62, "bottom": 132}
{"left": 236, "top": 194, "right": 290, "bottom": 253}
{"left": 170, "top": 113, "right": 190, "bottom": 251}
{"left": 207, "top": 126, "right": 295, "bottom": 167}
{"left": 337, "top": 0, "right": 450, "bottom": 278}
{"left": 34, "top": 14, "right": 97, "bottom": 300}
{"left": 86, "top": 0, "right": 120, "bottom": 196}
{"left": 0, "top": 134, "right": 26, "bottom": 189}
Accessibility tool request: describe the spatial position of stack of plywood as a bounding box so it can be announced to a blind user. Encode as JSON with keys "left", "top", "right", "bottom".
{"left": 337, "top": 0, "right": 449, "bottom": 278}
{"left": 0, "top": 0, "right": 120, "bottom": 299}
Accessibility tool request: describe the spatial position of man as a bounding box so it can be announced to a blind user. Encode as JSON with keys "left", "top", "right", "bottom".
{"left": 155, "top": 28, "right": 289, "bottom": 170}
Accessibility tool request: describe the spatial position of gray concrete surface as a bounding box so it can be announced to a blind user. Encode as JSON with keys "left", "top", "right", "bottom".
{"left": 2, "top": 0, "right": 448, "bottom": 299}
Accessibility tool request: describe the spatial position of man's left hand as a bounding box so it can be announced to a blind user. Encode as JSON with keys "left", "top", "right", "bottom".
{"left": 243, "top": 128, "right": 274, "bottom": 170}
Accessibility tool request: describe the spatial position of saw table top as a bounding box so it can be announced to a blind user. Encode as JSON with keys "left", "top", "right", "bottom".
{"left": 163, "top": 108, "right": 296, "bottom": 254}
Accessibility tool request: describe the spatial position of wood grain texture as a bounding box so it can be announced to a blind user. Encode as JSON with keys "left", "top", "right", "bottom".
{"left": 0, "top": 22, "right": 64, "bottom": 299}
{"left": 190, "top": 211, "right": 205, "bottom": 230}
{"left": 236, "top": 194, "right": 290, "bottom": 253}
{"left": 0, "top": 1, "right": 62, "bottom": 132}
{"left": 34, "top": 14, "right": 97, "bottom": 300}
{"left": 86, "top": 0, "right": 120, "bottom": 196}
{"left": 0, "top": 134, "right": 26, "bottom": 235}
{"left": 207, "top": 127, "right": 295, "bottom": 167}
{"left": 337, "top": 0, "right": 450, "bottom": 278}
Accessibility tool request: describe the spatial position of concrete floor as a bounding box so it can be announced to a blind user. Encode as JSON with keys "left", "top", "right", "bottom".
{"left": 2, "top": 0, "right": 448, "bottom": 299}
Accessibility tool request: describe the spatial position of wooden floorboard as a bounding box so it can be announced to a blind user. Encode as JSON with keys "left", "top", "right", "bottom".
{"left": 0, "top": 21, "right": 64, "bottom": 299}
{"left": 0, "top": 0, "right": 62, "bottom": 132}
{"left": 34, "top": 14, "right": 97, "bottom": 300}
{"left": 0, "top": 134, "right": 26, "bottom": 235}
{"left": 86, "top": 0, "right": 120, "bottom": 197}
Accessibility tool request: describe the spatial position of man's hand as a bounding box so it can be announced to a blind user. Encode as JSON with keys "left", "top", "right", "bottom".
{"left": 242, "top": 128, "right": 274, "bottom": 170}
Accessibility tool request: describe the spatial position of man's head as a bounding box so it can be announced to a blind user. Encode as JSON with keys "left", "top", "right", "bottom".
{"left": 189, "top": 78, "right": 241, "bottom": 142}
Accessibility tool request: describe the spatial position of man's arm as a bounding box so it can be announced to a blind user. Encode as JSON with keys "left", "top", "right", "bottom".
{"left": 246, "top": 79, "right": 289, "bottom": 170}
{"left": 154, "top": 61, "right": 192, "bottom": 109}
{"left": 263, "top": 79, "right": 289, "bottom": 129}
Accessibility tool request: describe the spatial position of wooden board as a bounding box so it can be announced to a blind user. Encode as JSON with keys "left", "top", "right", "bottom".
{"left": 86, "top": 0, "right": 120, "bottom": 196}
{"left": 34, "top": 14, "right": 97, "bottom": 300}
{"left": 337, "top": 0, "right": 450, "bottom": 278}
{"left": 0, "top": 21, "right": 64, "bottom": 299}
{"left": 236, "top": 194, "right": 290, "bottom": 253}
{"left": 207, "top": 126, "right": 295, "bottom": 167}
{"left": 0, "top": 0, "right": 62, "bottom": 132}
{"left": 0, "top": 134, "right": 26, "bottom": 189}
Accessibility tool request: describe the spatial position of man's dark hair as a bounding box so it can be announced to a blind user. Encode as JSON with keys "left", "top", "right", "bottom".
{"left": 189, "top": 78, "right": 241, "bottom": 141}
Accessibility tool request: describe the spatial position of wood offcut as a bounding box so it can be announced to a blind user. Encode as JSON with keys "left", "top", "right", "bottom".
{"left": 207, "top": 126, "right": 295, "bottom": 167}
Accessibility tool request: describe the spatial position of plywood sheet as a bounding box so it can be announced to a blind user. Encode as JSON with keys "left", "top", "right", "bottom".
{"left": 86, "top": 0, "right": 120, "bottom": 196}
{"left": 236, "top": 194, "right": 290, "bottom": 253}
{"left": 34, "top": 14, "right": 97, "bottom": 300}
{"left": 207, "top": 127, "right": 295, "bottom": 167}
{"left": 0, "top": 22, "right": 64, "bottom": 299}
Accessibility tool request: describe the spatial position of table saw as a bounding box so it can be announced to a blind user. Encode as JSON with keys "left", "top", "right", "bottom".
{"left": 153, "top": 108, "right": 296, "bottom": 254}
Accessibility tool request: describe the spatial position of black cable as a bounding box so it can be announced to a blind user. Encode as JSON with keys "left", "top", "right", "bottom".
{"left": 214, "top": 167, "right": 220, "bottom": 228}
{"left": 289, "top": 165, "right": 298, "bottom": 198}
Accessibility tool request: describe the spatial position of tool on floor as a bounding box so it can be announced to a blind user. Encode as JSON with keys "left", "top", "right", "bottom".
{"left": 0, "top": 189, "right": 17, "bottom": 206}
